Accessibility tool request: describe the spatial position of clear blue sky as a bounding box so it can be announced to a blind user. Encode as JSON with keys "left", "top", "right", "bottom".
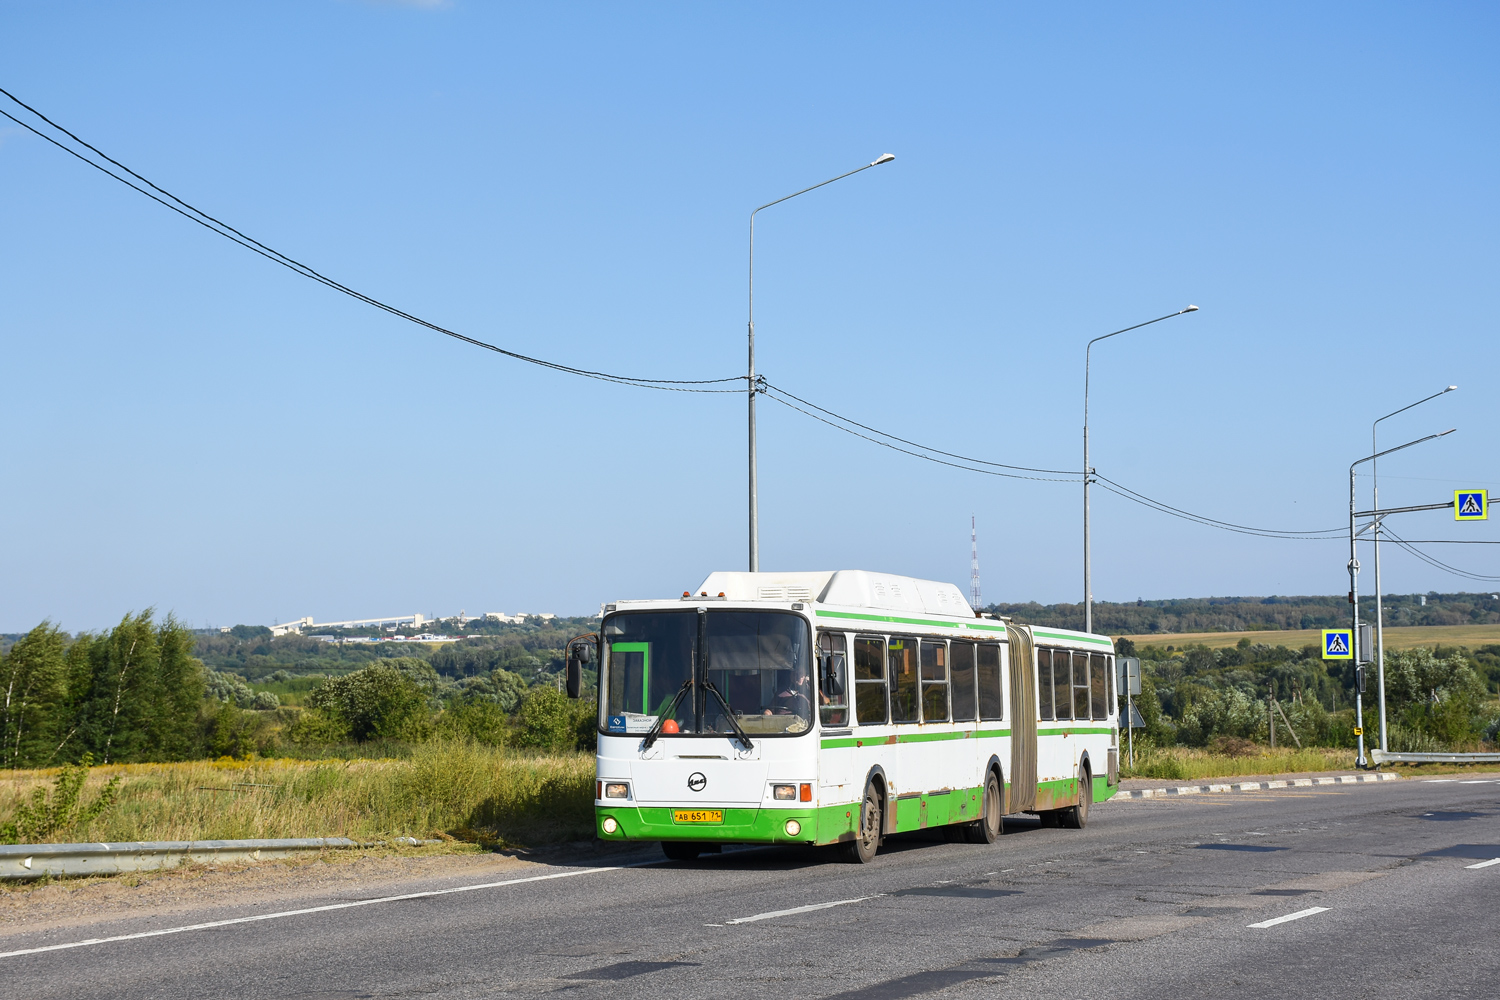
{"left": 2, "top": 2, "right": 1497, "bottom": 632}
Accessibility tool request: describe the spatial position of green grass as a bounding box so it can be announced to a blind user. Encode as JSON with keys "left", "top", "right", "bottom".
{"left": 0, "top": 740, "right": 595, "bottom": 848}
{"left": 1119, "top": 745, "right": 1357, "bottom": 781}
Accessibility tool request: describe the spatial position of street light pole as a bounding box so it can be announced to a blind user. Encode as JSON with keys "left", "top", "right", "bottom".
{"left": 1349, "top": 428, "right": 1455, "bottom": 767}
{"left": 747, "top": 153, "right": 895, "bottom": 572}
{"left": 1083, "top": 306, "right": 1199, "bottom": 633}
{"left": 1371, "top": 386, "right": 1457, "bottom": 752}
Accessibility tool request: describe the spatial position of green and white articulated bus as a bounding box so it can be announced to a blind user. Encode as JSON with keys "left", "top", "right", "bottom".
{"left": 564, "top": 570, "right": 1120, "bottom": 863}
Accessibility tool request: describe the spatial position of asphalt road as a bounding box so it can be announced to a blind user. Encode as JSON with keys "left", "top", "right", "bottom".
{"left": 3, "top": 776, "right": 1497, "bottom": 1000}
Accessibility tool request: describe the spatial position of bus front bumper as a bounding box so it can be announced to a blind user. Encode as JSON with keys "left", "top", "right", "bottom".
{"left": 595, "top": 804, "right": 853, "bottom": 845}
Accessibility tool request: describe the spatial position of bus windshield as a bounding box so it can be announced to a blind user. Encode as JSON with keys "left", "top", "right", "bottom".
{"left": 601, "top": 610, "right": 812, "bottom": 737}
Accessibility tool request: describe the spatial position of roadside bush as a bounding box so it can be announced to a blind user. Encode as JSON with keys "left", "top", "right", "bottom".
{"left": 0, "top": 754, "right": 121, "bottom": 844}
{"left": 437, "top": 702, "right": 511, "bottom": 745}
{"left": 1176, "top": 686, "right": 1261, "bottom": 746}
{"left": 304, "top": 664, "right": 432, "bottom": 742}
{"left": 511, "top": 687, "right": 596, "bottom": 752}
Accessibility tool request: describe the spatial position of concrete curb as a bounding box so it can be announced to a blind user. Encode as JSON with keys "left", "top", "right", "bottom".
{"left": 1111, "top": 772, "right": 1401, "bottom": 800}
{"left": 0, "top": 836, "right": 442, "bottom": 880}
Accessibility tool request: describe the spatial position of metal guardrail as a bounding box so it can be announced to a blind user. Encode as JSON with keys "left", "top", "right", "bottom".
{"left": 1370, "top": 749, "right": 1500, "bottom": 765}
{"left": 0, "top": 836, "right": 439, "bottom": 880}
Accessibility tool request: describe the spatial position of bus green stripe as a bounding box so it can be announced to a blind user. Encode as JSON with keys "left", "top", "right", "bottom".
{"left": 814, "top": 610, "right": 1007, "bottom": 633}
{"left": 821, "top": 728, "right": 1012, "bottom": 749}
{"left": 1030, "top": 629, "right": 1114, "bottom": 648}
{"left": 1036, "top": 726, "right": 1114, "bottom": 736}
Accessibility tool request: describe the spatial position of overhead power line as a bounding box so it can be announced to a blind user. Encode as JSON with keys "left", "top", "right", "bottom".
{"left": 758, "top": 382, "right": 1082, "bottom": 483}
{"left": 1382, "top": 526, "right": 1500, "bottom": 582}
{"left": 0, "top": 87, "right": 742, "bottom": 394}
{"left": 761, "top": 379, "right": 1348, "bottom": 538}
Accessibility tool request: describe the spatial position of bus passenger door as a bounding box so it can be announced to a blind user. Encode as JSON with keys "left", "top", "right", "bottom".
{"left": 817, "top": 632, "right": 853, "bottom": 794}
{"left": 1005, "top": 625, "right": 1038, "bottom": 814}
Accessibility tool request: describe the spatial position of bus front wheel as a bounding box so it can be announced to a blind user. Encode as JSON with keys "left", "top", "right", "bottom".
{"left": 965, "top": 770, "right": 1003, "bottom": 844}
{"left": 842, "top": 782, "right": 883, "bottom": 864}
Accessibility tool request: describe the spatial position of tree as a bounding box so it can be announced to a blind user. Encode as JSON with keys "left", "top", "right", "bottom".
{"left": 68, "top": 611, "right": 206, "bottom": 764}
{"left": 0, "top": 622, "right": 71, "bottom": 768}
{"left": 305, "top": 663, "right": 432, "bottom": 741}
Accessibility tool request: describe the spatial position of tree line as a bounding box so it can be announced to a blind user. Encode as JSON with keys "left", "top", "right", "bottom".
{"left": 1118, "top": 635, "right": 1500, "bottom": 752}
{"left": 991, "top": 591, "right": 1500, "bottom": 635}
{"left": 1, "top": 614, "right": 598, "bottom": 769}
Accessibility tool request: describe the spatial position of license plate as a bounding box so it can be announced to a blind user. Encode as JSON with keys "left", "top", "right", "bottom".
{"left": 673, "top": 809, "right": 723, "bottom": 824}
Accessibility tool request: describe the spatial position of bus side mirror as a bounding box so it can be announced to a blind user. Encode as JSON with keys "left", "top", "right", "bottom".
{"left": 822, "top": 653, "right": 846, "bottom": 698}
{"left": 566, "top": 639, "right": 596, "bottom": 700}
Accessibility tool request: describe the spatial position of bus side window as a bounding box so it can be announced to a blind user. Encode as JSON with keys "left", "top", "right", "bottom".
{"left": 1053, "top": 650, "right": 1073, "bottom": 721}
{"left": 1073, "top": 653, "right": 1091, "bottom": 721}
{"left": 854, "top": 636, "right": 888, "bottom": 725}
{"left": 888, "top": 637, "right": 919, "bottom": 723}
{"left": 977, "top": 643, "right": 1003, "bottom": 720}
{"left": 951, "top": 641, "right": 977, "bottom": 721}
{"left": 1105, "top": 652, "right": 1115, "bottom": 707}
{"left": 1090, "top": 652, "right": 1108, "bottom": 720}
{"left": 818, "top": 631, "right": 849, "bottom": 727}
{"left": 920, "top": 640, "right": 949, "bottom": 723}
{"left": 1037, "top": 648, "right": 1053, "bottom": 720}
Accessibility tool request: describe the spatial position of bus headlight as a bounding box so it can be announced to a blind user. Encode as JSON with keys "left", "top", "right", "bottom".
{"left": 601, "top": 816, "right": 619, "bottom": 834}
{"left": 604, "top": 782, "right": 630, "bottom": 799}
{"left": 784, "top": 819, "right": 801, "bottom": 837}
{"left": 772, "top": 784, "right": 796, "bottom": 800}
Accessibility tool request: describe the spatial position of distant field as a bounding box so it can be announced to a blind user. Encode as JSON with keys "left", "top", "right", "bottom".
{"left": 1119, "top": 623, "right": 1500, "bottom": 651}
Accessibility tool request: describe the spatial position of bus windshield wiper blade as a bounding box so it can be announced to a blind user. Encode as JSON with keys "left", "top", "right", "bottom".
{"left": 704, "top": 681, "right": 754, "bottom": 750}
{"left": 641, "top": 679, "right": 693, "bottom": 750}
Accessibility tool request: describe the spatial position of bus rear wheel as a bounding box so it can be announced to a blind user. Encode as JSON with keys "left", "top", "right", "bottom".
{"left": 965, "top": 770, "right": 1003, "bottom": 844}
{"left": 661, "top": 841, "right": 701, "bottom": 861}
{"left": 1061, "top": 765, "right": 1091, "bottom": 829}
{"left": 842, "top": 782, "right": 883, "bottom": 863}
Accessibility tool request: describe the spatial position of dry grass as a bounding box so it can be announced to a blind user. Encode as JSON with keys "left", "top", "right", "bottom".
{"left": 1121, "top": 623, "right": 1500, "bottom": 652}
{"left": 0, "top": 740, "right": 595, "bottom": 848}
{"left": 1118, "top": 745, "right": 1357, "bottom": 781}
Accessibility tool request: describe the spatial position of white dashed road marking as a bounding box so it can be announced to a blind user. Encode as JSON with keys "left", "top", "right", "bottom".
{"left": 1464, "top": 858, "right": 1500, "bottom": 869}
{"left": 724, "top": 896, "right": 879, "bottom": 925}
{"left": 1248, "top": 906, "right": 1330, "bottom": 929}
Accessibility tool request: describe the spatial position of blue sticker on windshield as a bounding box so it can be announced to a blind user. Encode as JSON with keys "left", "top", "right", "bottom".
{"left": 607, "top": 715, "right": 627, "bottom": 733}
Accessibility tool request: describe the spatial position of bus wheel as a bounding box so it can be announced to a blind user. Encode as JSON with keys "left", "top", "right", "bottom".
{"left": 842, "top": 782, "right": 883, "bottom": 864}
{"left": 1061, "top": 766, "right": 1091, "bottom": 829}
{"left": 661, "top": 841, "right": 701, "bottom": 861}
{"left": 965, "top": 771, "right": 1003, "bottom": 844}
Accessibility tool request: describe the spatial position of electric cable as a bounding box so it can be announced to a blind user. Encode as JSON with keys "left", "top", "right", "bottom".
{"left": 760, "top": 381, "right": 1078, "bottom": 476}
{"left": 1092, "top": 474, "right": 1346, "bottom": 538}
{"left": 757, "top": 385, "right": 1082, "bottom": 483}
{"left": 0, "top": 88, "right": 742, "bottom": 393}
{"left": 1380, "top": 526, "right": 1500, "bottom": 582}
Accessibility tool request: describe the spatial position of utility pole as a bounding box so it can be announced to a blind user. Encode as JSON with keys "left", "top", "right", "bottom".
{"left": 1083, "top": 306, "right": 1198, "bottom": 633}
{"left": 747, "top": 153, "right": 895, "bottom": 571}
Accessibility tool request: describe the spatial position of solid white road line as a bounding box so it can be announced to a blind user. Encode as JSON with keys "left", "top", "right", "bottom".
{"left": 1464, "top": 858, "right": 1500, "bottom": 869}
{"left": 724, "top": 896, "right": 878, "bottom": 925}
{"left": 0, "top": 866, "right": 621, "bottom": 961}
{"left": 1248, "top": 906, "right": 1330, "bottom": 929}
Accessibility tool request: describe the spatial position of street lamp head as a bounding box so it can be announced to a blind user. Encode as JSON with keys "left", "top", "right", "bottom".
{"left": 1445, "top": 385, "right": 1458, "bottom": 392}
{"left": 1183, "top": 304, "right": 1199, "bottom": 313}
{"left": 872, "top": 153, "right": 896, "bottom": 166}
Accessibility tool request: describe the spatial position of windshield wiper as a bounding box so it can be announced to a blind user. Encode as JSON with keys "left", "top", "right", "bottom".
{"left": 641, "top": 679, "right": 693, "bottom": 750}
{"left": 703, "top": 681, "right": 754, "bottom": 751}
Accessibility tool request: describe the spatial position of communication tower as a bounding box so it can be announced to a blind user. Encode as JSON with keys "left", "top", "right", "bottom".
{"left": 970, "top": 515, "right": 982, "bottom": 610}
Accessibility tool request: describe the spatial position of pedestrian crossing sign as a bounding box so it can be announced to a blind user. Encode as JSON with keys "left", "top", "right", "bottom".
{"left": 1455, "top": 490, "right": 1487, "bottom": 521}
{"left": 1322, "top": 628, "right": 1353, "bottom": 660}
